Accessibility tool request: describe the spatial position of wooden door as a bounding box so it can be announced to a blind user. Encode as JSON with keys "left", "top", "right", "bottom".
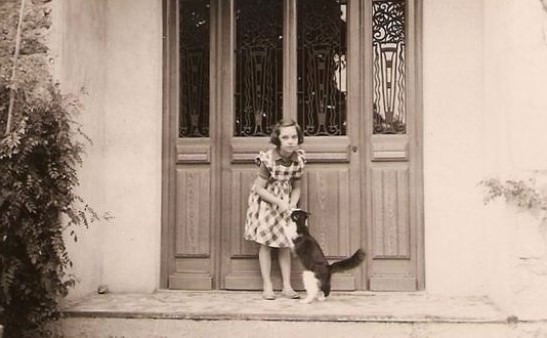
{"left": 364, "top": 0, "right": 423, "bottom": 290}
{"left": 161, "top": 0, "right": 423, "bottom": 292}
{"left": 218, "top": 0, "right": 364, "bottom": 291}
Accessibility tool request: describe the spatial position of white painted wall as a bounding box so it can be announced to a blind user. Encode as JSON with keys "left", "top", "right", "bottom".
{"left": 423, "top": 0, "right": 492, "bottom": 296}
{"left": 424, "top": 0, "right": 547, "bottom": 317}
{"left": 51, "top": 0, "right": 163, "bottom": 296}
{"left": 481, "top": 0, "right": 547, "bottom": 318}
{"left": 99, "top": 0, "right": 163, "bottom": 294}
{"left": 50, "top": 0, "right": 108, "bottom": 298}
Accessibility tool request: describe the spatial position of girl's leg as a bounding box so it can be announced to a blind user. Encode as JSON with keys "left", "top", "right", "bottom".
{"left": 278, "top": 247, "right": 299, "bottom": 298}
{"left": 258, "top": 245, "right": 274, "bottom": 299}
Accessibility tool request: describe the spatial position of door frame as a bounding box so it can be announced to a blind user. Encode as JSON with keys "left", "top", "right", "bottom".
{"left": 160, "top": 0, "right": 424, "bottom": 291}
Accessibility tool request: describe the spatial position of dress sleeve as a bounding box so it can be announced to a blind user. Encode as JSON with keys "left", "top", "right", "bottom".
{"left": 255, "top": 150, "right": 272, "bottom": 179}
{"left": 257, "top": 162, "right": 270, "bottom": 179}
{"left": 292, "top": 149, "right": 306, "bottom": 180}
{"left": 296, "top": 149, "right": 306, "bottom": 165}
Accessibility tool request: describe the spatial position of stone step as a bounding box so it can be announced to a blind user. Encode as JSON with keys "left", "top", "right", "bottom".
{"left": 57, "top": 291, "right": 547, "bottom": 337}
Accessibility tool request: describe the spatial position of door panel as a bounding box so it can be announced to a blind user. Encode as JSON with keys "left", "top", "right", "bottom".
{"left": 175, "top": 168, "right": 211, "bottom": 255}
{"left": 303, "top": 168, "right": 351, "bottom": 256}
{"left": 223, "top": 145, "right": 362, "bottom": 291}
{"left": 230, "top": 168, "right": 259, "bottom": 257}
{"left": 300, "top": 166, "right": 359, "bottom": 290}
{"left": 169, "top": 140, "right": 215, "bottom": 290}
{"left": 371, "top": 166, "right": 410, "bottom": 258}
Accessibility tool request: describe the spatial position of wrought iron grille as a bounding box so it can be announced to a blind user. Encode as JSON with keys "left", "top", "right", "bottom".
{"left": 179, "top": 0, "right": 210, "bottom": 137}
{"left": 297, "top": 0, "right": 347, "bottom": 136}
{"left": 373, "top": 0, "right": 406, "bottom": 134}
{"left": 234, "top": 0, "right": 283, "bottom": 137}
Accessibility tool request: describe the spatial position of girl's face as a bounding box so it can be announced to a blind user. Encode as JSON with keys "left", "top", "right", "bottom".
{"left": 278, "top": 125, "right": 299, "bottom": 156}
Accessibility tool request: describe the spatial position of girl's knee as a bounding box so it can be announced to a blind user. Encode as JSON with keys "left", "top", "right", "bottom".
{"left": 278, "top": 247, "right": 289, "bottom": 255}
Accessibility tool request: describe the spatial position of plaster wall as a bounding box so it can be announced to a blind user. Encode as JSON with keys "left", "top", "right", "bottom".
{"left": 481, "top": 0, "right": 547, "bottom": 318}
{"left": 50, "top": 0, "right": 108, "bottom": 297}
{"left": 51, "top": 0, "right": 164, "bottom": 296}
{"left": 424, "top": 0, "right": 547, "bottom": 317}
{"left": 99, "top": 0, "right": 163, "bottom": 294}
{"left": 422, "top": 0, "right": 492, "bottom": 296}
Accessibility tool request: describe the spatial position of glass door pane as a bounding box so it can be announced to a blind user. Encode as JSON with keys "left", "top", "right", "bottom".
{"left": 234, "top": 0, "right": 283, "bottom": 136}
{"left": 372, "top": 0, "right": 406, "bottom": 134}
{"left": 297, "top": 0, "right": 347, "bottom": 136}
{"left": 179, "top": 0, "right": 210, "bottom": 137}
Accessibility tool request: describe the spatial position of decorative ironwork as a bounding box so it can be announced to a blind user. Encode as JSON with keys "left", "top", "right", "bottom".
{"left": 234, "top": 0, "right": 283, "bottom": 137}
{"left": 179, "top": 1, "right": 210, "bottom": 137}
{"left": 297, "top": 0, "right": 347, "bottom": 136}
{"left": 373, "top": 0, "right": 406, "bottom": 134}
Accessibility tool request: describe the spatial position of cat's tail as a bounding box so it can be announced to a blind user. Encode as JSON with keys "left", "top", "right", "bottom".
{"left": 329, "top": 249, "right": 365, "bottom": 274}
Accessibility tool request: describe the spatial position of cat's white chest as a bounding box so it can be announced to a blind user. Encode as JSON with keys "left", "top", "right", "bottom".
{"left": 284, "top": 219, "right": 299, "bottom": 248}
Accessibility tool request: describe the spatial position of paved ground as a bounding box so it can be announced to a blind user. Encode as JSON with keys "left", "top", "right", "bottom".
{"left": 62, "top": 290, "right": 507, "bottom": 323}
{"left": 59, "top": 291, "right": 547, "bottom": 337}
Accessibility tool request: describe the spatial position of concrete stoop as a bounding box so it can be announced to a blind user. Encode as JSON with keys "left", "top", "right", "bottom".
{"left": 58, "top": 291, "right": 547, "bottom": 338}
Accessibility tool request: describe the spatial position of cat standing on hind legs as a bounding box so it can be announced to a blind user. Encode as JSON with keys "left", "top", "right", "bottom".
{"left": 286, "top": 209, "right": 366, "bottom": 304}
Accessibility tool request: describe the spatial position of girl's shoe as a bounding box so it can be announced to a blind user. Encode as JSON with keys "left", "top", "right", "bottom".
{"left": 262, "top": 290, "right": 276, "bottom": 300}
{"left": 281, "top": 289, "right": 300, "bottom": 299}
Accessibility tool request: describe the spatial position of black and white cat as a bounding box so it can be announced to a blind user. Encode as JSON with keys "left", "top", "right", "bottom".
{"left": 285, "top": 209, "right": 365, "bottom": 304}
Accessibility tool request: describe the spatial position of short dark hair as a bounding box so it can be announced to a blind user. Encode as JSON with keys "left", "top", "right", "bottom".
{"left": 270, "top": 119, "right": 304, "bottom": 146}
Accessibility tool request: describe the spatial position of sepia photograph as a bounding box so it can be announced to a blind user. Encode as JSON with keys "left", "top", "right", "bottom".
{"left": 1, "top": 0, "right": 547, "bottom": 337}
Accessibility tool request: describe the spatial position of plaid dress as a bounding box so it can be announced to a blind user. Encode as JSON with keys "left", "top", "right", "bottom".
{"left": 244, "top": 148, "right": 306, "bottom": 248}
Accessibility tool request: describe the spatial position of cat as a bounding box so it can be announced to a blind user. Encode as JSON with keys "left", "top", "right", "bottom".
{"left": 285, "top": 209, "right": 365, "bottom": 304}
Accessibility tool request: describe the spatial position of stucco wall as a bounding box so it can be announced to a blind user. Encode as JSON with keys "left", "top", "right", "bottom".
{"left": 481, "top": 0, "right": 547, "bottom": 318}
{"left": 51, "top": 0, "right": 163, "bottom": 296}
{"left": 423, "top": 0, "right": 492, "bottom": 296}
{"left": 100, "top": 0, "right": 163, "bottom": 293}
{"left": 424, "top": 0, "right": 547, "bottom": 317}
{"left": 50, "top": 0, "right": 108, "bottom": 297}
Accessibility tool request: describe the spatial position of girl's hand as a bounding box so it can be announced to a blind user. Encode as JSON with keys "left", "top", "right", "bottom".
{"left": 278, "top": 200, "right": 290, "bottom": 214}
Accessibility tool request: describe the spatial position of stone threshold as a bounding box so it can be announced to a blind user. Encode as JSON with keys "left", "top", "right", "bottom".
{"left": 60, "top": 290, "right": 525, "bottom": 324}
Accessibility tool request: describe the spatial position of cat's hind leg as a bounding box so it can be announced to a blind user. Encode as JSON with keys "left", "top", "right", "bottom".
{"left": 301, "top": 271, "right": 319, "bottom": 304}
{"left": 317, "top": 291, "right": 326, "bottom": 302}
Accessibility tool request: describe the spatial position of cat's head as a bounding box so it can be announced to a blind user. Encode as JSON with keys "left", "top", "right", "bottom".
{"left": 290, "top": 208, "right": 310, "bottom": 228}
{"left": 285, "top": 209, "right": 310, "bottom": 245}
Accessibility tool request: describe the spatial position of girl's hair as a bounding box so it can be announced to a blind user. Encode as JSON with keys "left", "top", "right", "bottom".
{"left": 270, "top": 119, "right": 304, "bottom": 146}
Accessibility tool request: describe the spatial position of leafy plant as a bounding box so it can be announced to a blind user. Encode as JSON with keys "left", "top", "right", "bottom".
{"left": 481, "top": 176, "right": 547, "bottom": 220}
{"left": 0, "top": 1, "right": 99, "bottom": 336}
{"left": 0, "top": 82, "right": 99, "bottom": 337}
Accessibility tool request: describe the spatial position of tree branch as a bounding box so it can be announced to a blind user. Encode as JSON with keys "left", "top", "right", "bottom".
{"left": 5, "top": 0, "right": 26, "bottom": 136}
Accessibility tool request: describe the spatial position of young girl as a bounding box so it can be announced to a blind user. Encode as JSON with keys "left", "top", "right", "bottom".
{"left": 244, "top": 119, "right": 305, "bottom": 300}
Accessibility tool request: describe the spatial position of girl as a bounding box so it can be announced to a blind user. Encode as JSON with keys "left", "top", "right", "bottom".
{"left": 244, "top": 119, "right": 306, "bottom": 300}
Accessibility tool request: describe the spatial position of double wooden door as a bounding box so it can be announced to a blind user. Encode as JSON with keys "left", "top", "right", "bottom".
{"left": 162, "top": 0, "right": 423, "bottom": 291}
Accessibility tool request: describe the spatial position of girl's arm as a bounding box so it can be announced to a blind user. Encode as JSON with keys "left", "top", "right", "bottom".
{"left": 289, "top": 179, "right": 301, "bottom": 209}
{"left": 254, "top": 176, "right": 290, "bottom": 213}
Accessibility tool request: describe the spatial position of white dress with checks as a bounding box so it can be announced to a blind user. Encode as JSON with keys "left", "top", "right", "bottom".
{"left": 243, "top": 148, "right": 306, "bottom": 248}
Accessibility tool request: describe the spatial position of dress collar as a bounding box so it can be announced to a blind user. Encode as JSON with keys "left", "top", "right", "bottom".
{"left": 272, "top": 148, "right": 299, "bottom": 162}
